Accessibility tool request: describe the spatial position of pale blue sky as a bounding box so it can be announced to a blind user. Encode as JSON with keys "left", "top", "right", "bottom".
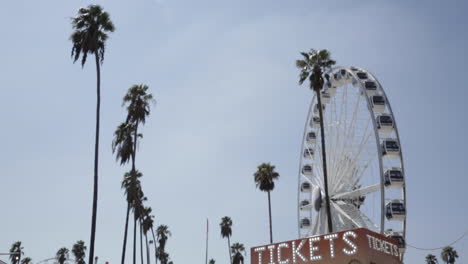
{"left": 1, "top": 0, "right": 467, "bottom": 263}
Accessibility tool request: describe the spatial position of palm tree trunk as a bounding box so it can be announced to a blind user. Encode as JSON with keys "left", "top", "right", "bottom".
{"left": 88, "top": 51, "right": 101, "bottom": 264}
{"left": 267, "top": 191, "right": 273, "bottom": 243}
{"left": 151, "top": 227, "right": 158, "bottom": 264}
{"left": 121, "top": 203, "right": 131, "bottom": 264}
{"left": 133, "top": 216, "right": 137, "bottom": 264}
{"left": 316, "top": 88, "right": 333, "bottom": 233}
{"left": 145, "top": 232, "right": 150, "bottom": 264}
{"left": 140, "top": 222, "right": 144, "bottom": 264}
{"left": 227, "top": 236, "right": 232, "bottom": 264}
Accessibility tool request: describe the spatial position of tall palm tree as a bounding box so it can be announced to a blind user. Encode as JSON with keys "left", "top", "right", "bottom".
{"left": 426, "top": 254, "right": 439, "bottom": 264}
{"left": 72, "top": 240, "right": 87, "bottom": 264}
{"left": 20, "top": 258, "right": 31, "bottom": 264}
{"left": 56, "top": 248, "right": 69, "bottom": 264}
{"left": 219, "top": 216, "right": 233, "bottom": 264}
{"left": 9, "top": 241, "right": 23, "bottom": 264}
{"left": 253, "top": 163, "right": 280, "bottom": 243}
{"left": 230, "top": 243, "right": 245, "bottom": 264}
{"left": 296, "top": 49, "right": 336, "bottom": 233}
{"left": 70, "top": 6, "right": 115, "bottom": 264}
{"left": 441, "top": 247, "right": 459, "bottom": 264}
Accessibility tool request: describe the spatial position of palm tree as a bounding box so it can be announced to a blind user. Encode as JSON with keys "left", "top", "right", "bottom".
{"left": 296, "top": 49, "right": 336, "bottom": 233}
{"left": 208, "top": 259, "right": 215, "bottom": 264}
{"left": 72, "top": 240, "right": 87, "bottom": 264}
{"left": 441, "top": 247, "right": 459, "bottom": 264}
{"left": 70, "top": 6, "right": 115, "bottom": 264}
{"left": 156, "top": 225, "right": 171, "bottom": 264}
{"left": 113, "top": 122, "right": 134, "bottom": 264}
{"left": 142, "top": 207, "right": 154, "bottom": 264}
{"left": 150, "top": 220, "right": 158, "bottom": 264}
{"left": 120, "top": 170, "right": 143, "bottom": 264}
{"left": 253, "top": 163, "right": 280, "bottom": 243}
{"left": 56, "top": 248, "right": 69, "bottom": 264}
{"left": 122, "top": 84, "right": 154, "bottom": 172}
{"left": 132, "top": 191, "right": 146, "bottom": 264}
{"left": 426, "top": 254, "right": 438, "bottom": 264}
{"left": 231, "top": 243, "right": 245, "bottom": 264}
{"left": 220, "top": 217, "right": 233, "bottom": 264}
{"left": 157, "top": 250, "right": 168, "bottom": 264}
{"left": 20, "top": 258, "right": 31, "bottom": 264}
{"left": 9, "top": 241, "right": 23, "bottom": 264}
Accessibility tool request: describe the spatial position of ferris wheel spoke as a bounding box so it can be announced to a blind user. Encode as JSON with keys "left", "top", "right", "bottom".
{"left": 331, "top": 202, "right": 365, "bottom": 229}
{"left": 302, "top": 173, "right": 323, "bottom": 190}
{"left": 331, "top": 184, "right": 380, "bottom": 200}
{"left": 338, "top": 202, "right": 379, "bottom": 232}
{"left": 311, "top": 210, "right": 321, "bottom": 235}
{"left": 333, "top": 128, "right": 374, "bottom": 193}
{"left": 320, "top": 207, "right": 328, "bottom": 234}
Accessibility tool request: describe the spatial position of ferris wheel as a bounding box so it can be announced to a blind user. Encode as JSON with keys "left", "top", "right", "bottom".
{"left": 297, "top": 66, "right": 407, "bottom": 251}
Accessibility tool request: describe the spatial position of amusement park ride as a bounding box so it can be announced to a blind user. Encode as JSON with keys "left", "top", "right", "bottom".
{"left": 251, "top": 67, "right": 407, "bottom": 263}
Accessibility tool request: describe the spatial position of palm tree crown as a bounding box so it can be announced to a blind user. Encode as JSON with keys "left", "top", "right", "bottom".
{"left": 142, "top": 207, "right": 154, "bottom": 235}
{"left": 9, "top": 241, "right": 23, "bottom": 264}
{"left": 156, "top": 225, "right": 172, "bottom": 250}
{"left": 122, "top": 170, "right": 143, "bottom": 204}
{"left": 220, "top": 216, "right": 232, "bottom": 238}
{"left": 71, "top": 5, "right": 115, "bottom": 66}
{"left": 441, "top": 246, "right": 458, "bottom": 264}
{"left": 254, "top": 163, "right": 279, "bottom": 192}
{"left": 56, "top": 248, "right": 70, "bottom": 264}
{"left": 20, "top": 258, "right": 31, "bottom": 264}
{"left": 72, "top": 240, "right": 87, "bottom": 264}
{"left": 112, "top": 122, "right": 136, "bottom": 165}
{"left": 296, "top": 49, "right": 336, "bottom": 91}
{"left": 231, "top": 243, "right": 245, "bottom": 264}
{"left": 426, "top": 254, "right": 438, "bottom": 264}
{"left": 123, "top": 84, "right": 155, "bottom": 125}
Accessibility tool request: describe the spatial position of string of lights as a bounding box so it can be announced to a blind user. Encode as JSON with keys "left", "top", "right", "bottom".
{"left": 407, "top": 230, "right": 468, "bottom": 251}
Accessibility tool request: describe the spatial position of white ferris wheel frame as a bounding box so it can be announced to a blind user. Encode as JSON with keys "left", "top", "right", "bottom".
{"left": 296, "top": 66, "right": 407, "bottom": 245}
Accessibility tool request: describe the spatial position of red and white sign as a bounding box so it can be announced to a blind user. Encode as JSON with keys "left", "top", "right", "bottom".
{"left": 250, "top": 228, "right": 402, "bottom": 264}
